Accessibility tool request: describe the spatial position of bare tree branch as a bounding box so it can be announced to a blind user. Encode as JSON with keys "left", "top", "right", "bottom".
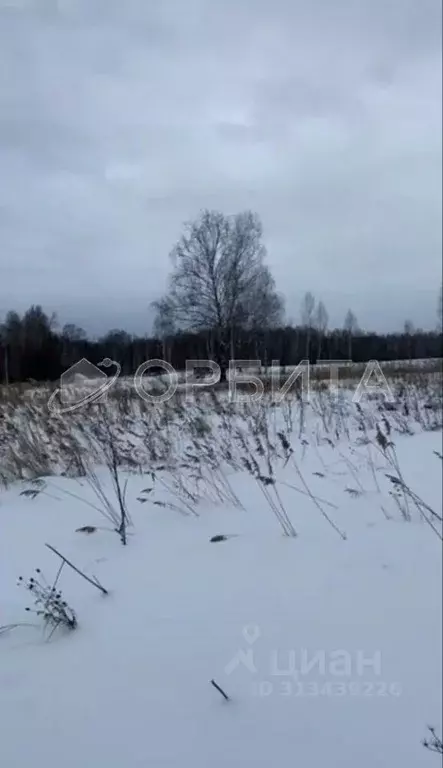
{"left": 152, "top": 210, "right": 284, "bottom": 376}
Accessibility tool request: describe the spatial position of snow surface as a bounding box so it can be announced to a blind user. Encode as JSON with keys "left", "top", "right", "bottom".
{"left": 0, "top": 402, "right": 442, "bottom": 767}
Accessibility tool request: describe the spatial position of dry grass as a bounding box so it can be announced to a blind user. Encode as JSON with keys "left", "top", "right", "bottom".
{"left": 1, "top": 363, "right": 441, "bottom": 539}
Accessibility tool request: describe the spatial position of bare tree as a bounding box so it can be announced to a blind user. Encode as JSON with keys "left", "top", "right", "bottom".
{"left": 62, "top": 323, "right": 86, "bottom": 342}
{"left": 0, "top": 323, "right": 8, "bottom": 385}
{"left": 60, "top": 323, "right": 87, "bottom": 367}
{"left": 23, "top": 305, "right": 56, "bottom": 343}
{"left": 404, "top": 319, "right": 415, "bottom": 359}
{"left": 152, "top": 297, "right": 175, "bottom": 362}
{"left": 314, "top": 300, "right": 329, "bottom": 360}
{"left": 438, "top": 283, "right": 442, "bottom": 332}
{"left": 301, "top": 291, "right": 316, "bottom": 359}
{"left": 153, "top": 210, "right": 284, "bottom": 376}
{"left": 1, "top": 308, "right": 55, "bottom": 383}
{"left": 344, "top": 309, "right": 358, "bottom": 360}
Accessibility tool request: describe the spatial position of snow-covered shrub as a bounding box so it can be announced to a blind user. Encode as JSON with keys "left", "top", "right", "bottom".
{"left": 422, "top": 726, "right": 443, "bottom": 755}
{"left": 18, "top": 568, "right": 77, "bottom": 637}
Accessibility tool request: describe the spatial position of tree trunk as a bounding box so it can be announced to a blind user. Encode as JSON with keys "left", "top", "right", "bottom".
{"left": 4, "top": 345, "right": 9, "bottom": 385}
{"left": 317, "top": 332, "right": 323, "bottom": 362}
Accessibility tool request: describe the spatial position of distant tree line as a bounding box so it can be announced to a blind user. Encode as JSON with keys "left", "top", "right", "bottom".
{"left": 1, "top": 303, "right": 441, "bottom": 385}
{"left": 1, "top": 210, "right": 441, "bottom": 384}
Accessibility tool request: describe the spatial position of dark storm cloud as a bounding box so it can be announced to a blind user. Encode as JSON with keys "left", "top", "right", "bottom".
{"left": 0, "top": 0, "right": 441, "bottom": 332}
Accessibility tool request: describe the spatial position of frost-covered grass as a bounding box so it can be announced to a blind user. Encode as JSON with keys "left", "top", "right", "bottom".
{"left": 0, "top": 372, "right": 442, "bottom": 767}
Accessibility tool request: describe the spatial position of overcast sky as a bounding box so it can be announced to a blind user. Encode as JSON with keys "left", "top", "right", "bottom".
{"left": 0, "top": 0, "right": 441, "bottom": 335}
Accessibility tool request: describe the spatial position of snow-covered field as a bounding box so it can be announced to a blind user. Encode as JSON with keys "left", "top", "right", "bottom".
{"left": 0, "top": 379, "right": 442, "bottom": 767}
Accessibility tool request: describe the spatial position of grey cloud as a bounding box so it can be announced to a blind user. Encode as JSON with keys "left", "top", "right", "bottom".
{"left": 0, "top": 0, "right": 441, "bottom": 333}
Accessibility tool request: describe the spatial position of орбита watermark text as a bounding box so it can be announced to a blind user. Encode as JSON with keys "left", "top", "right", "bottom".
{"left": 47, "top": 358, "right": 395, "bottom": 414}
